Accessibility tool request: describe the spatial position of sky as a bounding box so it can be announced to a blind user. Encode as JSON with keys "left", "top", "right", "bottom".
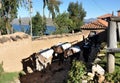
{"left": 18, "top": 0, "right": 120, "bottom": 19}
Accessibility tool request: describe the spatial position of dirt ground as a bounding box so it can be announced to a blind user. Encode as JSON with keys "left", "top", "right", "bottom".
{"left": 0, "top": 32, "right": 91, "bottom": 83}
{"left": 19, "top": 59, "right": 71, "bottom": 83}
{"left": 0, "top": 32, "right": 89, "bottom": 72}
{"left": 19, "top": 33, "right": 89, "bottom": 83}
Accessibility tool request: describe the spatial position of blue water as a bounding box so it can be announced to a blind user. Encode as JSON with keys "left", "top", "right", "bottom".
{"left": 12, "top": 25, "right": 56, "bottom": 35}
{"left": 12, "top": 25, "right": 30, "bottom": 32}
{"left": 45, "top": 26, "right": 56, "bottom": 35}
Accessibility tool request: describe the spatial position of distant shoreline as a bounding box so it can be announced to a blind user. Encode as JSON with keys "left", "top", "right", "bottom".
{"left": 12, "top": 24, "right": 56, "bottom": 35}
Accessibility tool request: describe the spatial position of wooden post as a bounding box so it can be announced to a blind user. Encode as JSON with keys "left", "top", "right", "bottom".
{"left": 107, "top": 21, "right": 117, "bottom": 73}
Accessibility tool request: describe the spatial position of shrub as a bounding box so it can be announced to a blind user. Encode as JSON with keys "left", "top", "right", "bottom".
{"left": 105, "top": 70, "right": 120, "bottom": 82}
{"left": 67, "top": 60, "right": 86, "bottom": 83}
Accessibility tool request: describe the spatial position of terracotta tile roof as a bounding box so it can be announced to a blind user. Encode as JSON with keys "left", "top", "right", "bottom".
{"left": 81, "top": 19, "right": 108, "bottom": 29}
{"left": 97, "top": 14, "right": 113, "bottom": 19}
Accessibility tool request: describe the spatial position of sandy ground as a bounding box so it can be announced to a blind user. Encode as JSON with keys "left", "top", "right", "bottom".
{"left": 0, "top": 32, "right": 89, "bottom": 72}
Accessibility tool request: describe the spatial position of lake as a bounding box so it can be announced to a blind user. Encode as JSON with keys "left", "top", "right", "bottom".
{"left": 12, "top": 24, "right": 56, "bottom": 35}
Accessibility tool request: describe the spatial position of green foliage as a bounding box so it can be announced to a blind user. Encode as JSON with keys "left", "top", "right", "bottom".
{"left": 67, "top": 60, "right": 86, "bottom": 83}
{"left": 0, "top": 72, "right": 19, "bottom": 83}
{"left": 0, "top": 62, "right": 19, "bottom": 83}
{"left": 98, "top": 51, "right": 120, "bottom": 82}
{"left": 105, "top": 53, "right": 120, "bottom": 82}
{"left": 0, "top": 18, "right": 7, "bottom": 35}
{"left": 54, "top": 12, "right": 74, "bottom": 34}
{"left": 0, "top": 0, "right": 23, "bottom": 34}
{"left": 32, "top": 12, "right": 46, "bottom": 36}
{"left": 44, "top": 0, "right": 62, "bottom": 19}
{"left": 67, "top": 1, "right": 86, "bottom": 32}
{"left": 105, "top": 69, "right": 120, "bottom": 82}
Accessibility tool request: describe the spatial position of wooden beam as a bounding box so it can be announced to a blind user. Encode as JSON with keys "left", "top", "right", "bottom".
{"left": 106, "top": 48, "right": 120, "bottom": 53}
{"left": 111, "top": 17, "right": 120, "bottom": 22}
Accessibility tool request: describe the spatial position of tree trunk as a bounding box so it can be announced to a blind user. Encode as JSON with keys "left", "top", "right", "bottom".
{"left": 107, "top": 21, "right": 117, "bottom": 73}
{"left": 6, "top": 22, "right": 10, "bottom": 34}
{"left": 43, "top": 7, "right": 45, "bottom": 17}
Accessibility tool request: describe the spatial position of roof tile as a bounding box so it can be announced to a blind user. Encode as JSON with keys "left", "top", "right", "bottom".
{"left": 97, "top": 14, "right": 112, "bottom": 19}
{"left": 81, "top": 19, "right": 108, "bottom": 29}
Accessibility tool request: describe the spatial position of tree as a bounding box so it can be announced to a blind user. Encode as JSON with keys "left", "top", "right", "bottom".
{"left": 32, "top": 12, "right": 46, "bottom": 36}
{"left": 43, "top": 0, "right": 62, "bottom": 20}
{"left": 67, "top": 1, "right": 86, "bottom": 32}
{"left": 48, "top": 0, "right": 62, "bottom": 20}
{"left": 0, "top": 0, "right": 23, "bottom": 34}
{"left": 43, "top": 0, "right": 48, "bottom": 17}
{"left": 54, "top": 12, "right": 74, "bottom": 34}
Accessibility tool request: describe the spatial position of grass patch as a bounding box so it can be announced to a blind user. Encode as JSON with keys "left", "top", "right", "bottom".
{"left": 0, "top": 72, "right": 19, "bottom": 83}
{"left": 97, "top": 41, "right": 120, "bottom": 82}
{"left": 0, "top": 62, "right": 19, "bottom": 83}
{"left": 98, "top": 51, "right": 120, "bottom": 82}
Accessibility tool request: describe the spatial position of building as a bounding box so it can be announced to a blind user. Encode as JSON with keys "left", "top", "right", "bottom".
{"left": 81, "top": 11, "right": 120, "bottom": 42}
{"left": 81, "top": 13, "right": 114, "bottom": 42}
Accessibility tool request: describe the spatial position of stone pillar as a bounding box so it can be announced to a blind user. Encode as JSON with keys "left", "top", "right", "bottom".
{"left": 107, "top": 53, "right": 115, "bottom": 73}
{"left": 107, "top": 21, "right": 117, "bottom": 73}
{"left": 108, "top": 21, "right": 117, "bottom": 48}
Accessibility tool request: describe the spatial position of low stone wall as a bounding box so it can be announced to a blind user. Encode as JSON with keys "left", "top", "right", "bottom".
{"left": 34, "top": 32, "right": 83, "bottom": 40}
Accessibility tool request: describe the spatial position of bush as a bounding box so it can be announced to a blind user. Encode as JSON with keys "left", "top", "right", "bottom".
{"left": 100, "top": 53, "right": 120, "bottom": 82}
{"left": 105, "top": 70, "right": 120, "bottom": 82}
{"left": 67, "top": 60, "right": 86, "bottom": 83}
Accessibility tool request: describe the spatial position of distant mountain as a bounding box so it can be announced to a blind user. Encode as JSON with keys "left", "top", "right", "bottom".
{"left": 11, "top": 17, "right": 54, "bottom": 26}
{"left": 46, "top": 18, "right": 54, "bottom": 26}
{"left": 11, "top": 17, "right": 30, "bottom": 25}
{"left": 84, "top": 18, "right": 97, "bottom": 24}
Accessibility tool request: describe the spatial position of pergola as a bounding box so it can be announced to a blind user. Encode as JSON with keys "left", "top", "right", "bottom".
{"left": 107, "top": 16, "right": 120, "bottom": 73}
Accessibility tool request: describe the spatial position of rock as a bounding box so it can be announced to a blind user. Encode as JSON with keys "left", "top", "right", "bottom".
{"left": 94, "top": 58, "right": 101, "bottom": 63}
{"left": 98, "top": 54, "right": 105, "bottom": 57}
{"left": 92, "top": 64, "right": 105, "bottom": 75}
{"left": 98, "top": 75, "right": 105, "bottom": 83}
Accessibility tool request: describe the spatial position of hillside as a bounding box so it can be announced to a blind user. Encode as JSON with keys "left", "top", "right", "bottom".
{"left": 11, "top": 17, "right": 54, "bottom": 26}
